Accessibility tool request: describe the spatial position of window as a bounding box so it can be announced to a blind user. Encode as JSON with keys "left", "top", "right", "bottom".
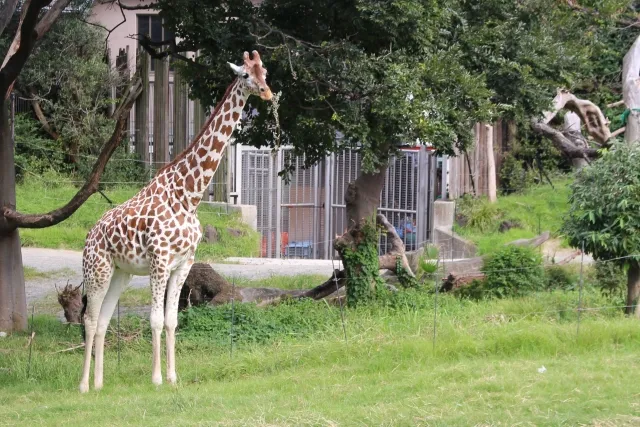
{"left": 137, "top": 15, "right": 175, "bottom": 71}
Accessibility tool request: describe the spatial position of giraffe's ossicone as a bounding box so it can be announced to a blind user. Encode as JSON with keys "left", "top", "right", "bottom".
{"left": 79, "top": 51, "right": 272, "bottom": 393}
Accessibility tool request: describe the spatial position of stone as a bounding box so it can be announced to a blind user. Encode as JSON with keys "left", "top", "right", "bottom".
{"left": 226, "top": 227, "right": 245, "bottom": 238}
{"left": 203, "top": 225, "right": 219, "bottom": 243}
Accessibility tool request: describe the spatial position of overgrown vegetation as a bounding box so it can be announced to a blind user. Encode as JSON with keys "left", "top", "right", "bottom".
{"left": 563, "top": 142, "right": 640, "bottom": 315}
{"left": 16, "top": 171, "right": 260, "bottom": 260}
{"left": 1, "top": 285, "right": 638, "bottom": 425}
{"left": 455, "top": 179, "right": 571, "bottom": 254}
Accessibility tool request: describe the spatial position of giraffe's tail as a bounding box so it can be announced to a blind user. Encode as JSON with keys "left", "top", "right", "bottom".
{"left": 80, "top": 294, "right": 87, "bottom": 342}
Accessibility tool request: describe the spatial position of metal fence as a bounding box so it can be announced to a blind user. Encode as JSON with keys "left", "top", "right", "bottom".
{"left": 238, "top": 146, "right": 437, "bottom": 260}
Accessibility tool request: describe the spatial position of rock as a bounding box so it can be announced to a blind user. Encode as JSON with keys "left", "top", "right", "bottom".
{"left": 498, "top": 220, "right": 521, "bottom": 233}
{"left": 0, "top": 331, "right": 6, "bottom": 338}
{"left": 455, "top": 213, "right": 469, "bottom": 228}
{"left": 203, "top": 225, "right": 219, "bottom": 243}
{"left": 507, "top": 231, "right": 550, "bottom": 248}
{"left": 226, "top": 227, "right": 245, "bottom": 238}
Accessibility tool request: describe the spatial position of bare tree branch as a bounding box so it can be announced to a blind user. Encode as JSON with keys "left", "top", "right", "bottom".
{"left": 543, "top": 89, "right": 611, "bottom": 144}
{"left": 27, "top": 89, "right": 59, "bottom": 139}
{"left": 34, "top": 0, "right": 73, "bottom": 38}
{"left": 531, "top": 120, "right": 600, "bottom": 158}
{"left": 376, "top": 213, "right": 415, "bottom": 277}
{"left": 0, "top": 71, "right": 143, "bottom": 231}
{"left": 0, "top": 0, "right": 48, "bottom": 100}
{"left": 0, "top": 0, "right": 19, "bottom": 38}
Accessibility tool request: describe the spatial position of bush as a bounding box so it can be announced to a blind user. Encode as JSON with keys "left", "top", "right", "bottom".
{"left": 76, "top": 144, "right": 148, "bottom": 187}
{"left": 456, "top": 195, "right": 501, "bottom": 233}
{"left": 482, "top": 246, "right": 545, "bottom": 298}
{"left": 592, "top": 260, "right": 626, "bottom": 301}
{"left": 500, "top": 153, "right": 530, "bottom": 195}
{"left": 545, "top": 265, "right": 577, "bottom": 291}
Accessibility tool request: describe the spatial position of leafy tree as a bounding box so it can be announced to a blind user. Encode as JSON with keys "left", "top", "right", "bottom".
{"left": 13, "top": 16, "right": 123, "bottom": 164}
{"left": 0, "top": 0, "right": 142, "bottom": 332}
{"left": 562, "top": 142, "right": 640, "bottom": 316}
{"left": 149, "top": 0, "right": 631, "bottom": 303}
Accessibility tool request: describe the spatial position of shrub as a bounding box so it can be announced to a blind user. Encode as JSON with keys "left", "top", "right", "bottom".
{"left": 456, "top": 195, "right": 501, "bottom": 233}
{"left": 500, "top": 153, "right": 529, "bottom": 195}
{"left": 592, "top": 260, "right": 626, "bottom": 301}
{"left": 482, "top": 246, "right": 545, "bottom": 298}
{"left": 545, "top": 265, "right": 577, "bottom": 291}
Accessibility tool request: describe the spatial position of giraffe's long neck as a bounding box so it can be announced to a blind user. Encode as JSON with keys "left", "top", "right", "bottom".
{"left": 163, "top": 78, "right": 249, "bottom": 213}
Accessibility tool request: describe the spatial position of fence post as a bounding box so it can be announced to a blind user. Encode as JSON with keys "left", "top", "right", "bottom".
{"left": 153, "top": 55, "right": 170, "bottom": 166}
{"left": 577, "top": 241, "right": 585, "bottom": 337}
{"left": 135, "top": 49, "right": 150, "bottom": 167}
{"left": 172, "top": 69, "right": 188, "bottom": 157}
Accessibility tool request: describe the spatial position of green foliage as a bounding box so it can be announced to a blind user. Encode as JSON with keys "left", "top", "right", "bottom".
{"left": 7, "top": 15, "right": 123, "bottom": 174}
{"left": 339, "top": 221, "right": 386, "bottom": 306}
{"left": 482, "top": 246, "right": 545, "bottom": 298}
{"left": 416, "top": 244, "right": 440, "bottom": 280}
{"left": 591, "top": 260, "right": 627, "bottom": 301}
{"left": 179, "top": 298, "right": 340, "bottom": 344}
{"left": 545, "top": 265, "right": 578, "bottom": 291}
{"left": 13, "top": 115, "right": 70, "bottom": 178}
{"left": 151, "top": 0, "right": 624, "bottom": 173}
{"left": 456, "top": 179, "right": 571, "bottom": 255}
{"left": 499, "top": 153, "right": 536, "bottom": 195}
{"left": 456, "top": 195, "right": 501, "bottom": 232}
{"left": 562, "top": 142, "right": 640, "bottom": 266}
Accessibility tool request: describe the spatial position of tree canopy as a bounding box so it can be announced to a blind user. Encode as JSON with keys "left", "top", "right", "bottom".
{"left": 152, "top": 0, "right": 634, "bottom": 173}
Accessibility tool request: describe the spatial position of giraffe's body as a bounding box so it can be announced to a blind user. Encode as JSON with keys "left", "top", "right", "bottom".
{"left": 79, "top": 51, "right": 272, "bottom": 393}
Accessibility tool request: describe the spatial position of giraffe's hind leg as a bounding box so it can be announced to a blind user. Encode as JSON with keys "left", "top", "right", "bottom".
{"left": 164, "top": 258, "right": 194, "bottom": 384}
{"left": 79, "top": 260, "right": 114, "bottom": 393}
{"left": 93, "top": 269, "right": 131, "bottom": 390}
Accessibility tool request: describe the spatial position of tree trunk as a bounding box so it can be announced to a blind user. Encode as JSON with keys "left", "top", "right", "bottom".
{"left": 0, "top": 97, "right": 27, "bottom": 332}
{"left": 334, "top": 166, "right": 388, "bottom": 305}
{"left": 626, "top": 261, "right": 640, "bottom": 317}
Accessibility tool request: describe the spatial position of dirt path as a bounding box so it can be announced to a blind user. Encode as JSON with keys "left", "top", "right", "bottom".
{"left": 21, "top": 247, "right": 336, "bottom": 305}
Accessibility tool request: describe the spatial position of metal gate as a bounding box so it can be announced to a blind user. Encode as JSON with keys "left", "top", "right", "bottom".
{"left": 238, "top": 146, "right": 436, "bottom": 259}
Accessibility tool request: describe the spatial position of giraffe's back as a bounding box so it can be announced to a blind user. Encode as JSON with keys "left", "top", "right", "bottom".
{"left": 84, "top": 182, "right": 202, "bottom": 277}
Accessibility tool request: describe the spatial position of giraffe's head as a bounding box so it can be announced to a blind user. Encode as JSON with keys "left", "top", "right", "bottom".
{"left": 228, "top": 50, "right": 273, "bottom": 101}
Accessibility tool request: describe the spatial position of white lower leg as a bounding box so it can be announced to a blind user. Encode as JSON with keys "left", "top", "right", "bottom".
{"left": 151, "top": 327, "right": 163, "bottom": 385}
{"left": 165, "top": 326, "right": 176, "bottom": 384}
{"left": 94, "top": 327, "right": 107, "bottom": 390}
{"left": 150, "top": 308, "right": 164, "bottom": 386}
{"left": 79, "top": 328, "right": 95, "bottom": 393}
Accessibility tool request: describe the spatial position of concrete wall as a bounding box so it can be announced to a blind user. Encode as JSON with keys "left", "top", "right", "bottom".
{"left": 202, "top": 202, "right": 258, "bottom": 231}
{"left": 432, "top": 200, "right": 477, "bottom": 259}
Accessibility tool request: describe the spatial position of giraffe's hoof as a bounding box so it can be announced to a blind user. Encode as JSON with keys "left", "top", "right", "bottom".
{"left": 94, "top": 381, "right": 103, "bottom": 391}
{"left": 167, "top": 373, "right": 177, "bottom": 385}
{"left": 79, "top": 382, "right": 90, "bottom": 393}
{"left": 152, "top": 375, "right": 163, "bottom": 386}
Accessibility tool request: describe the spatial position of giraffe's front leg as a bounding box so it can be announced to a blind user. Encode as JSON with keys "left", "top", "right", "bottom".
{"left": 149, "top": 256, "right": 171, "bottom": 386}
{"left": 164, "top": 257, "right": 194, "bottom": 385}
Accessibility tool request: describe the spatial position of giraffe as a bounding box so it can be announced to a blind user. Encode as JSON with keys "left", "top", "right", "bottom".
{"left": 79, "top": 50, "right": 272, "bottom": 393}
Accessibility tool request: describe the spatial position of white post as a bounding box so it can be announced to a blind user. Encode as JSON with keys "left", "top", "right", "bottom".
{"left": 486, "top": 124, "right": 497, "bottom": 203}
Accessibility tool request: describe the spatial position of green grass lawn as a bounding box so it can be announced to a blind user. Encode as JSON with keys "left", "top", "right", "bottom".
{"left": 2, "top": 287, "right": 639, "bottom": 426}
{"left": 16, "top": 174, "right": 260, "bottom": 261}
{"left": 455, "top": 180, "right": 571, "bottom": 255}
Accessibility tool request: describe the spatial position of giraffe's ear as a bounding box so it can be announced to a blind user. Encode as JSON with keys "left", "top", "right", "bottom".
{"left": 228, "top": 62, "right": 244, "bottom": 76}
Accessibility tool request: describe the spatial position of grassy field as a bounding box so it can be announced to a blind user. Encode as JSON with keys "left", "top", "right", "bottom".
{"left": 2, "top": 286, "right": 639, "bottom": 426}
{"left": 16, "top": 173, "right": 260, "bottom": 261}
{"left": 455, "top": 180, "right": 571, "bottom": 255}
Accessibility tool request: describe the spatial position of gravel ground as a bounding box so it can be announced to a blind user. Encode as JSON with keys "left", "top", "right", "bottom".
{"left": 22, "top": 247, "right": 336, "bottom": 304}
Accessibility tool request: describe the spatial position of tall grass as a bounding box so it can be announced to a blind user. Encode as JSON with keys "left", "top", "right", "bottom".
{"left": 0, "top": 286, "right": 637, "bottom": 425}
